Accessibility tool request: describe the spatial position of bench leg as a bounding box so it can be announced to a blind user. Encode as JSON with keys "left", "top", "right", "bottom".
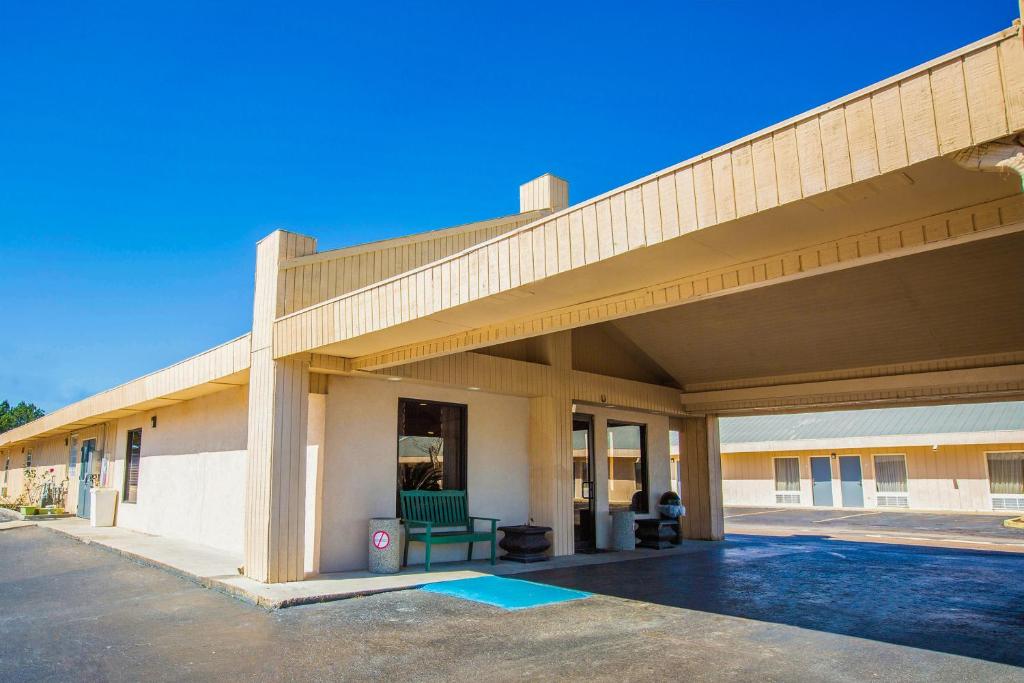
{"left": 467, "top": 542, "right": 474, "bottom": 562}
{"left": 490, "top": 537, "right": 496, "bottom": 565}
{"left": 403, "top": 535, "right": 409, "bottom": 568}
{"left": 424, "top": 542, "right": 431, "bottom": 572}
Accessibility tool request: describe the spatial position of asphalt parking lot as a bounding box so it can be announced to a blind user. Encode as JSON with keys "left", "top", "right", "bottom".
{"left": 2, "top": 525, "right": 1023, "bottom": 681}
{"left": 724, "top": 506, "right": 1024, "bottom": 546}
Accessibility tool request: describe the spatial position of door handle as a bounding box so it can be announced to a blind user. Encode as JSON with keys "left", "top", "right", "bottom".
{"left": 582, "top": 481, "right": 592, "bottom": 499}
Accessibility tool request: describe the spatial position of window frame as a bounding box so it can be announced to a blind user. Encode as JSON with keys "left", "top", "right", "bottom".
{"left": 606, "top": 420, "right": 649, "bottom": 514}
{"left": 772, "top": 455, "right": 802, "bottom": 494}
{"left": 396, "top": 397, "right": 469, "bottom": 509}
{"left": 872, "top": 453, "right": 909, "bottom": 494}
{"left": 123, "top": 428, "right": 143, "bottom": 503}
{"left": 985, "top": 450, "right": 1024, "bottom": 496}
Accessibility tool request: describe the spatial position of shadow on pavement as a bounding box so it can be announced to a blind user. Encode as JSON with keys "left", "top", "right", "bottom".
{"left": 520, "top": 532, "right": 1024, "bottom": 667}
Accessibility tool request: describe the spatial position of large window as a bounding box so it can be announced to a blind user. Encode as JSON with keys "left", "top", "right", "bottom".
{"left": 988, "top": 452, "right": 1024, "bottom": 495}
{"left": 607, "top": 421, "right": 648, "bottom": 513}
{"left": 774, "top": 457, "right": 801, "bottom": 492}
{"left": 123, "top": 429, "right": 142, "bottom": 503}
{"left": 874, "top": 454, "right": 908, "bottom": 493}
{"left": 397, "top": 399, "right": 467, "bottom": 498}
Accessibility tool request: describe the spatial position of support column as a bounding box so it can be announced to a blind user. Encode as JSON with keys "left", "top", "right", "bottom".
{"left": 677, "top": 415, "right": 724, "bottom": 541}
{"left": 528, "top": 393, "right": 574, "bottom": 555}
{"left": 244, "top": 230, "right": 316, "bottom": 583}
{"left": 527, "top": 331, "right": 574, "bottom": 556}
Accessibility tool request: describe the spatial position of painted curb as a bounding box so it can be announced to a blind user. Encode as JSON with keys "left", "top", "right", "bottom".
{"left": 1003, "top": 517, "right": 1024, "bottom": 530}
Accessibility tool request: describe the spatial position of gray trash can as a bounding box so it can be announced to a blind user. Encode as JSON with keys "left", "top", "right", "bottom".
{"left": 610, "top": 510, "right": 636, "bottom": 551}
{"left": 368, "top": 517, "right": 401, "bottom": 574}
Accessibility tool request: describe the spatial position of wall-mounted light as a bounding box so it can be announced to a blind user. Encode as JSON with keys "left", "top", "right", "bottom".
{"left": 467, "top": 386, "right": 481, "bottom": 391}
{"left": 151, "top": 416, "right": 158, "bottom": 429}
{"left": 386, "top": 376, "right": 402, "bottom": 382}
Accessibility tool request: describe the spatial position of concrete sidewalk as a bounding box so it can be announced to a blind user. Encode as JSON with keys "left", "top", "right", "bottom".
{"left": 30, "top": 518, "right": 708, "bottom": 609}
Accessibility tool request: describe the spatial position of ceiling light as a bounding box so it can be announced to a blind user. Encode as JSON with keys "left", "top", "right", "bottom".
{"left": 467, "top": 386, "right": 481, "bottom": 391}
{"left": 386, "top": 376, "right": 402, "bottom": 382}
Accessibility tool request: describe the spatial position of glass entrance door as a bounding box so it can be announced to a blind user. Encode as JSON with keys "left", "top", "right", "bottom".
{"left": 572, "top": 414, "right": 596, "bottom": 552}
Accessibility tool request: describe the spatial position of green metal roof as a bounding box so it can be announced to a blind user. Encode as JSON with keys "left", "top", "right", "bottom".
{"left": 719, "top": 401, "right": 1024, "bottom": 444}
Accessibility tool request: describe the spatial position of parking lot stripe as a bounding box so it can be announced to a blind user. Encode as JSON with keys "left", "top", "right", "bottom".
{"left": 724, "top": 509, "right": 784, "bottom": 519}
{"left": 812, "top": 512, "right": 884, "bottom": 523}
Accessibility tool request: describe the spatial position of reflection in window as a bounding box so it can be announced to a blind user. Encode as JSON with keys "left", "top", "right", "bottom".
{"left": 988, "top": 452, "right": 1024, "bottom": 495}
{"left": 774, "top": 457, "right": 800, "bottom": 492}
{"left": 669, "top": 429, "right": 681, "bottom": 496}
{"left": 397, "top": 399, "right": 467, "bottom": 498}
{"left": 607, "top": 422, "right": 648, "bottom": 513}
{"left": 874, "top": 454, "right": 908, "bottom": 494}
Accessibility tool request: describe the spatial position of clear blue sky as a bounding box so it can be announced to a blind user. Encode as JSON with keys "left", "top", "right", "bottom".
{"left": 0, "top": 2, "right": 1017, "bottom": 412}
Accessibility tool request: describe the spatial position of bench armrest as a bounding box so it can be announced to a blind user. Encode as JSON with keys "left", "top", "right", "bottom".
{"left": 403, "top": 518, "right": 434, "bottom": 533}
{"left": 468, "top": 516, "right": 500, "bottom": 533}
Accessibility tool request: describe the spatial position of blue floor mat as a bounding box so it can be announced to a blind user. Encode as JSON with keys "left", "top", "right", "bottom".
{"left": 421, "top": 576, "right": 591, "bottom": 610}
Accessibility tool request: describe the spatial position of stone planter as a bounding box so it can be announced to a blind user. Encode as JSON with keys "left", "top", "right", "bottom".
{"left": 497, "top": 525, "right": 552, "bottom": 562}
{"left": 635, "top": 518, "right": 681, "bottom": 549}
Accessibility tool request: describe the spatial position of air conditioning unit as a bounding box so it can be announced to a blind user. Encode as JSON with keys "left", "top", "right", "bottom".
{"left": 992, "top": 495, "right": 1024, "bottom": 512}
{"left": 877, "top": 494, "right": 909, "bottom": 508}
{"left": 775, "top": 493, "right": 800, "bottom": 504}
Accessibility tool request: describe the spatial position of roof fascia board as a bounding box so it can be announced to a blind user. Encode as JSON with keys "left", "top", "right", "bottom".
{"left": 722, "top": 430, "right": 1024, "bottom": 452}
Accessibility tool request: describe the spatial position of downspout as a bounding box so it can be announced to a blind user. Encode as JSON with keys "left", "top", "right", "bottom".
{"left": 950, "top": 134, "right": 1024, "bottom": 191}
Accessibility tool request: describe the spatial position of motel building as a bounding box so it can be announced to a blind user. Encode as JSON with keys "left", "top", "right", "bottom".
{"left": 715, "top": 402, "right": 1024, "bottom": 512}
{"left": 2, "top": 19, "right": 1024, "bottom": 584}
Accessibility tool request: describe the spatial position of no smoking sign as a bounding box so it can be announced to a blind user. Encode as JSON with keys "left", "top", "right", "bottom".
{"left": 372, "top": 530, "right": 391, "bottom": 550}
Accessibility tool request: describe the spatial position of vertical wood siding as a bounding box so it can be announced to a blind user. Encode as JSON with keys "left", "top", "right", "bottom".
{"left": 276, "top": 214, "right": 544, "bottom": 316}
{"left": 245, "top": 231, "right": 316, "bottom": 583}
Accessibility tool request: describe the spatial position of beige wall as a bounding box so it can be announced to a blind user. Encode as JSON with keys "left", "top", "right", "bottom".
{"left": 722, "top": 442, "right": 1024, "bottom": 512}
{"left": 2, "top": 386, "right": 249, "bottom": 554}
{"left": 109, "top": 386, "right": 249, "bottom": 554}
{"left": 317, "top": 375, "right": 530, "bottom": 573}
{"left": 1, "top": 423, "right": 111, "bottom": 512}
{"left": 304, "top": 393, "right": 327, "bottom": 575}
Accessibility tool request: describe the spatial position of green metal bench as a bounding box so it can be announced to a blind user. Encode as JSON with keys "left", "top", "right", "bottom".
{"left": 400, "top": 490, "right": 499, "bottom": 571}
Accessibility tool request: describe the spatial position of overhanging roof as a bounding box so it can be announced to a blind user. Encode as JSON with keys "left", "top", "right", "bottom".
{"left": 720, "top": 400, "right": 1024, "bottom": 452}
{"left": 0, "top": 334, "right": 251, "bottom": 450}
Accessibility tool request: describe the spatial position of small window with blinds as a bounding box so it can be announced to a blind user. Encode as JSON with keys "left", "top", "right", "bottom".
{"left": 874, "top": 454, "right": 909, "bottom": 494}
{"left": 987, "top": 452, "right": 1024, "bottom": 495}
{"left": 123, "top": 428, "right": 142, "bottom": 503}
{"left": 773, "top": 457, "right": 801, "bottom": 492}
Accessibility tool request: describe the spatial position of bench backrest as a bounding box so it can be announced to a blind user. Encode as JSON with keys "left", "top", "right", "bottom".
{"left": 400, "top": 490, "right": 469, "bottom": 526}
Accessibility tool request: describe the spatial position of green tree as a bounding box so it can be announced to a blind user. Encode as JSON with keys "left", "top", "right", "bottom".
{"left": 0, "top": 401, "right": 45, "bottom": 434}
